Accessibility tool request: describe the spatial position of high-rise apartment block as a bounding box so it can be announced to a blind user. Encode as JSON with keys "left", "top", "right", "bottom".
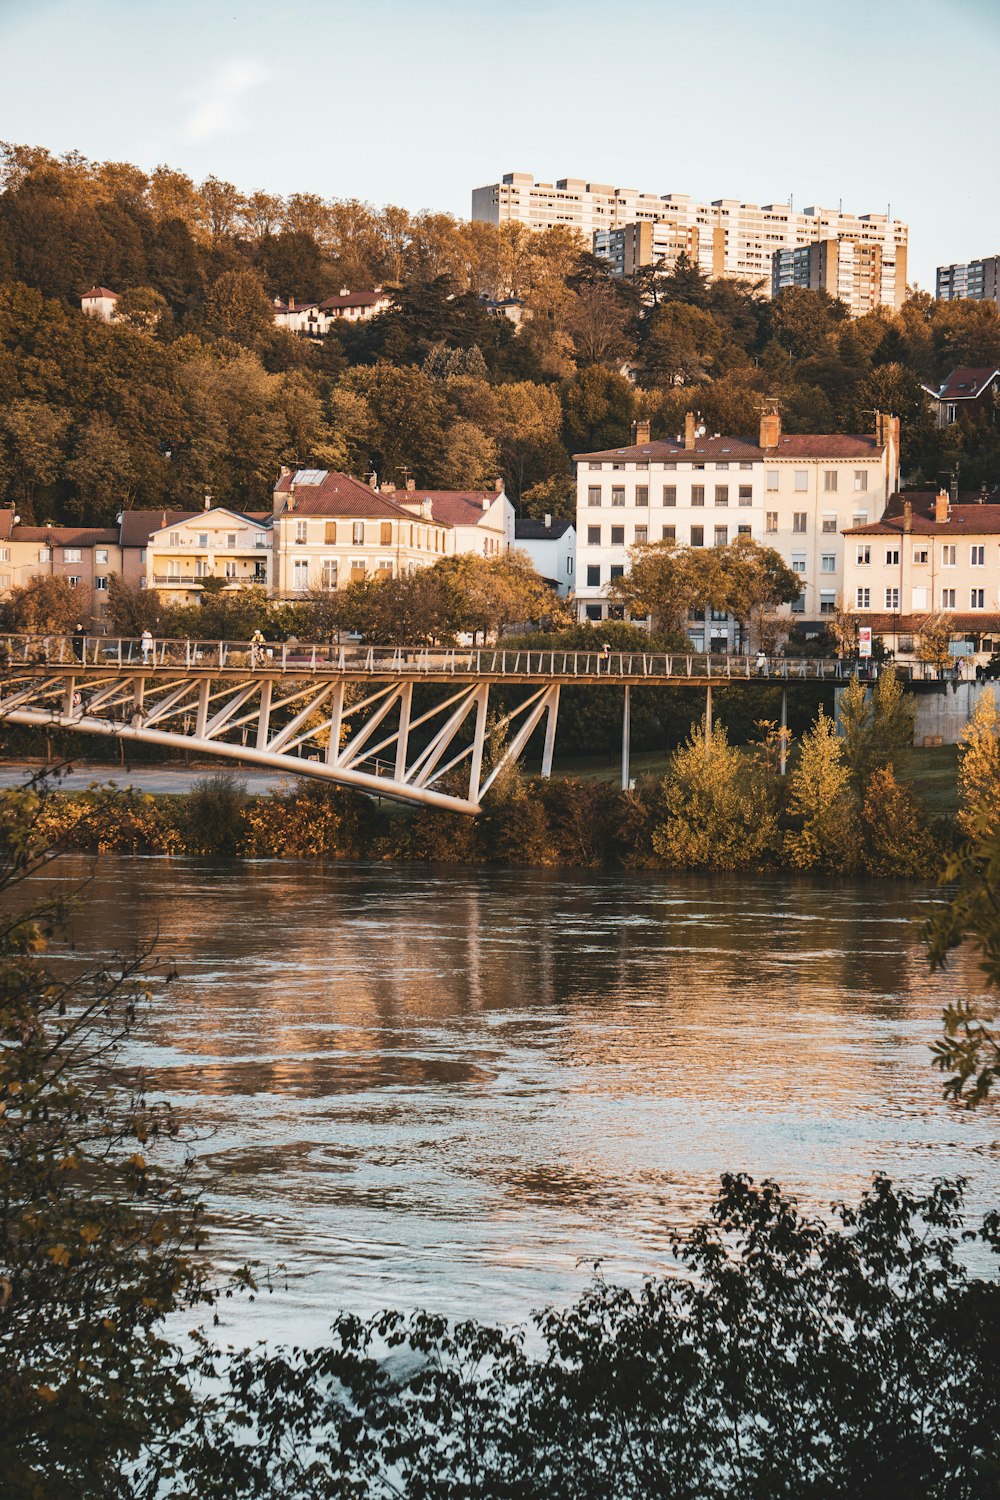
{"left": 936, "top": 255, "right": 1000, "bottom": 305}
{"left": 472, "top": 172, "right": 908, "bottom": 317}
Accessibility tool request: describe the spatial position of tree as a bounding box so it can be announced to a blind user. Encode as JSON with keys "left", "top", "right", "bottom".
{"left": 715, "top": 537, "right": 801, "bottom": 652}
{"left": 3, "top": 575, "right": 84, "bottom": 632}
{"left": 0, "top": 400, "right": 70, "bottom": 518}
{"left": 114, "top": 285, "right": 169, "bottom": 334}
{"left": 105, "top": 574, "right": 164, "bottom": 636}
{"left": 836, "top": 666, "right": 914, "bottom": 795}
{"left": 64, "top": 412, "right": 136, "bottom": 522}
{"left": 638, "top": 302, "right": 722, "bottom": 386}
{"left": 784, "top": 709, "right": 859, "bottom": 871}
{"left": 0, "top": 776, "right": 222, "bottom": 1494}
{"left": 652, "top": 721, "right": 779, "bottom": 868}
{"left": 917, "top": 614, "right": 954, "bottom": 672}
{"left": 926, "top": 827, "right": 1000, "bottom": 1106}
{"left": 562, "top": 367, "right": 634, "bottom": 455}
{"left": 956, "top": 689, "right": 1000, "bottom": 839}
{"left": 202, "top": 269, "right": 274, "bottom": 348}
{"left": 432, "top": 552, "right": 568, "bottom": 642}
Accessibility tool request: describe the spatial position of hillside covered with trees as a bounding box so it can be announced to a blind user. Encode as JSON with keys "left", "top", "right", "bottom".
{"left": 1, "top": 140, "right": 999, "bottom": 528}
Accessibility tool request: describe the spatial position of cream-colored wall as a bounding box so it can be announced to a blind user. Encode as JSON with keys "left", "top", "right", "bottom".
{"left": 843, "top": 531, "right": 1000, "bottom": 623}
{"left": 272, "top": 512, "right": 449, "bottom": 596}
{"left": 0, "top": 537, "right": 123, "bottom": 614}
{"left": 145, "top": 510, "right": 271, "bottom": 604}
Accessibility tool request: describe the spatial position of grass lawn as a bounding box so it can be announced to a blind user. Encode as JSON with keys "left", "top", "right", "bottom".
{"left": 894, "top": 744, "right": 959, "bottom": 817}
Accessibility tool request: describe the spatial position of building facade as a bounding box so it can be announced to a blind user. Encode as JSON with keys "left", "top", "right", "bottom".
{"left": 0, "top": 517, "right": 122, "bottom": 617}
{"left": 936, "top": 256, "right": 1000, "bottom": 305}
{"left": 573, "top": 411, "right": 900, "bottom": 645}
{"left": 842, "top": 493, "right": 1000, "bottom": 662}
{"left": 921, "top": 367, "right": 1000, "bottom": 428}
{"left": 271, "top": 289, "right": 392, "bottom": 337}
{"left": 80, "top": 287, "right": 119, "bottom": 322}
{"left": 513, "top": 517, "right": 576, "bottom": 597}
{"left": 144, "top": 506, "right": 273, "bottom": 605}
{"left": 474, "top": 172, "right": 907, "bottom": 313}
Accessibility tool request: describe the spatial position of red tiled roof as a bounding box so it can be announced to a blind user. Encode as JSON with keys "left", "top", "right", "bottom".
{"left": 861, "top": 613, "right": 1000, "bottom": 634}
{"left": 397, "top": 490, "right": 500, "bottom": 526}
{"left": 933, "top": 367, "right": 1000, "bottom": 402}
{"left": 844, "top": 504, "right": 1000, "bottom": 537}
{"left": 318, "top": 291, "right": 390, "bottom": 310}
{"left": 274, "top": 470, "right": 437, "bottom": 522}
{"left": 81, "top": 286, "right": 118, "bottom": 300}
{"left": 11, "top": 525, "right": 118, "bottom": 545}
{"left": 761, "top": 434, "right": 884, "bottom": 459}
{"left": 883, "top": 489, "right": 999, "bottom": 517}
{"left": 0, "top": 509, "right": 13, "bottom": 542}
{"left": 118, "top": 510, "right": 197, "bottom": 547}
{"left": 574, "top": 436, "right": 761, "bottom": 461}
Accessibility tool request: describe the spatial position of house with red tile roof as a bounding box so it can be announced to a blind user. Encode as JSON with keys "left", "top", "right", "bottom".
{"left": 271, "top": 288, "right": 392, "bottom": 338}
{"left": 921, "top": 367, "right": 1000, "bottom": 429}
{"left": 80, "top": 287, "right": 119, "bottom": 323}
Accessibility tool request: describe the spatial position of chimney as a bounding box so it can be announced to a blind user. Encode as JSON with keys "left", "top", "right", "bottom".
{"left": 382, "top": 481, "right": 395, "bottom": 494}
{"left": 759, "top": 407, "right": 781, "bottom": 449}
{"left": 902, "top": 500, "right": 913, "bottom": 532}
{"left": 494, "top": 477, "right": 504, "bottom": 493}
{"left": 203, "top": 495, "right": 211, "bottom": 511}
{"left": 421, "top": 499, "right": 433, "bottom": 519}
{"left": 406, "top": 478, "right": 416, "bottom": 491}
{"left": 684, "top": 411, "right": 696, "bottom": 450}
{"left": 287, "top": 482, "right": 296, "bottom": 513}
{"left": 340, "top": 287, "right": 350, "bottom": 297}
{"left": 544, "top": 512, "right": 552, "bottom": 529}
{"left": 935, "top": 489, "right": 949, "bottom": 525}
{"left": 631, "top": 418, "right": 651, "bottom": 446}
{"left": 481, "top": 496, "right": 490, "bottom": 511}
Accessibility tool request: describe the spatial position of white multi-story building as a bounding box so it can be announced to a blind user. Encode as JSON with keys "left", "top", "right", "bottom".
{"left": 474, "top": 173, "right": 908, "bottom": 315}
{"left": 842, "top": 492, "right": 1000, "bottom": 663}
{"left": 145, "top": 506, "right": 272, "bottom": 605}
{"left": 80, "top": 287, "right": 120, "bottom": 322}
{"left": 513, "top": 517, "right": 576, "bottom": 597}
{"left": 574, "top": 412, "right": 900, "bottom": 646}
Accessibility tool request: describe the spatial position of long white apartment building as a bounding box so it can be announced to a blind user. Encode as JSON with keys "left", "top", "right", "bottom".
{"left": 473, "top": 173, "right": 908, "bottom": 315}
{"left": 574, "top": 411, "right": 900, "bottom": 648}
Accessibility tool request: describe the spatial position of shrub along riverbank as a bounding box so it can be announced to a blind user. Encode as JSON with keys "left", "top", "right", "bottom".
{"left": 7, "top": 668, "right": 998, "bottom": 877}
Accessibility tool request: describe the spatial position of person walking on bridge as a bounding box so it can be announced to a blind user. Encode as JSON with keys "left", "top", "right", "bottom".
{"left": 140, "top": 629, "right": 153, "bottom": 665}
{"left": 755, "top": 649, "right": 768, "bottom": 677}
{"left": 250, "top": 629, "right": 266, "bottom": 668}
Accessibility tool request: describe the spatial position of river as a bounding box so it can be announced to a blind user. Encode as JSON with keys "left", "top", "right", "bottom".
{"left": 25, "top": 856, "right": 1000, "bottom": 1347}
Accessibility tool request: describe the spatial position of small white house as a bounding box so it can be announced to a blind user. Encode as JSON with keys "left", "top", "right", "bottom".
{"left": 80, "top": 286, "right": 119, "bottom": 322}
{"left": 514, "top": 516, "right": 576, "bottom": 596}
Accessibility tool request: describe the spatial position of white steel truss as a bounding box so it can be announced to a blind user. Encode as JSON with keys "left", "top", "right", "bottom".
{"left": 0, "top": 666, "right": 562, "bottom": 815}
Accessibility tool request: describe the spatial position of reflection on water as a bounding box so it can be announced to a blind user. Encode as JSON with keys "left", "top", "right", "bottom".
{"left": 24, "top": 857, "right": 1000, "bottom": 1344}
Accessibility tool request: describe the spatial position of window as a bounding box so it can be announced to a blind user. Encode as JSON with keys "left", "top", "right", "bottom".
{"left": 913, "top": 547, "right": 928, "bottom": 564}
{"left": 63, "top": 548, "right": 82, "bottom": 563}
{"left": 635, "top": 462, "right": 648, "bottom": 471}
{"left": 971, "top": 545, "right": 985, "bottom": 566}
{"left": 821, "top": 553, "right": 836, "bottom": 573}
{"left": 195, "top": 559, "right": 209, "bottom": 578}
{"left": 585, "top": 604, "right": 603, "bottom": 621}
{"left": 791, "top": 552, "right": 806, "bottom": 574}
{"left": 295, "top": 519, "right": 307, "bottom": 543}
{"left": 380, "top": 522, "right": 392, "bottom": 545}
{"left": 690, "top": 525, "right": 704, "bottom": 547}
{"left": 663, "top": 462, "right": 677, "bottom": 471}
{"left": 794, "top": 471, "right": 808, "bottom": 492}
{"left": 662, "top": 525, "right": 676, "bottom": 541}
{"left": 198, "top": 533, "right": 208, "bottom": 548}
{"left": 766, "top": 470, "right": 779, "bottom": 491}
{"left": 691, "top": 485, "right": 705, "bottom": 506}
{"left": 94, "top": 576, "right": 108, "bottom": 591}
{"left": 587, "top": 526, "right": 601, "bottom": 546}
{"left": 714, "top": 526, "right": 728, "bottom": 546}
{"left": 738, "top": 524, "right": 752, "bottom": 536}
{"left": 793, "top": 513, "right": 807, "bottom": 533}
{"left": 67, "top": 575, "right": 82, "bottom": 588}
{"left": 224, "top": 560, "right": 237, "bottom": 578}
{"left": 352, "top": 521, "right": 364, "bottom": 544}
{"left": 765, "top": 512, "right": 778, "bottom": 533}
{"left": 856, "top": 588, "right": 871, "bottom": 609}
{"left": 716, "top": 462, "right": 730, "bottom": 471}
{"left": 227, "top": 534, "right": 237, "bottom": 549}
{"left": 711, "top": 609, "right": 728, "bottom": 622}
{"left": 662, "top": 485, "right": 677, "bottom": 506}
{"left": 321, "top": 560, "right": 338, "bottom": 590}
{"left": 611, "top": 486, "right": 625, "bottom": 507}
{"left": 693, "top": 462, "right": 705, "bottom": 471}
{"left": 853, "top": 471, "right": 869, "bottom": 492}
{"left": 791, "top": 592, "right": 805, "bottom": 614}
{"left": 350, "top": 558, "right": 366, "bottom": 581}
{"left": 822, "top": 515, "right": 837, "bottom": 533}
{"left": 586, "top": 564, "right": 601, "bottom": 586}
{"left": 635, "top": 485, "right": 649, "bottom": 507}
{"left": 971, "top": 588, "right": 986, "bottom": 609}
{"left": 169, "top": 532, "right": 180, "bottom": 546}
{"left": 740, "top": 462, "right": 753, "bottom": 471}
{"left": 588, "top": 461, "right": 602, "bottom": 471}
{"left": 819, "top": 591, "right": 835, "bottom": 615}
{"left": 941, "top": 588, "right": 956, "bottom": 608}
{"left": 634, "top": 525, "right": 647, "bottom": 544}
{"left": 588, "top": 485, "right": 602, "bottom": 507}
{"left": 823, "top": 471, "right": 838, "bottom": 492}
{"left": 942, "top": 544, "right": 956, "bottom": 566}
{"left": 95, "top": 548, "right": 109, "bottom": 564}
{"left": 852, "top": 511, "right": 868, "bottom": 527}
{"left": 610, "top": 564, "right": 624, "bottom": 580}
{"left": 714, "top": 485, "right": 729, "bottom": 506}
{"left": 885, "top": 548, "right": 899, "bottom": 566}
{"left": 885, "top": 587, "right": 900, "bottom": 610}
{"left": 612, "top": 462, "right": 625, "bottom": 471}
{"left": 738, "top": 486, "right": 752, "bottom": 505}
{"left": 610, "top": 526, "right": 625, "bottom": 545}
{"left": 325, "top": 522, "right": 338, "bottom": 544}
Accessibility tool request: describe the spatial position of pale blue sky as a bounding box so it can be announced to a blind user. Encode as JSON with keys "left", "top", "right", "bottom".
{"left": 1, "top": 0, "right": 997, "bottom": 289}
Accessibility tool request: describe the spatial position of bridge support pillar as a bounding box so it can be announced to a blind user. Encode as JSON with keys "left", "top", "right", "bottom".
{"left": 255, "top": 679, "right": 272, "bottom": 750}
{"left": 541, "top": 684, "right": 560, "bottom": 779}
{"left": 621, "top": 684, "right": 631, "bottom": 790}
{"left": 705, "top": 683, "right": 712, "bottom": 758}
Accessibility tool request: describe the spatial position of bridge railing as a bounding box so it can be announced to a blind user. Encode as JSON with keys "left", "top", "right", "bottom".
{"left": 0, "top": 633, "right": 967, "bottom": 683}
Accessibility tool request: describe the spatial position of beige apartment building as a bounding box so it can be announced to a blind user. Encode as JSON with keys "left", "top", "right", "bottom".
{"left": 842, "top": 493, "right": 1000, "bottom": 661}
{"left": 0, "top": 513, "right": 123, "bottom": 619}
{"left": 143, "top": 506, "right": 273, "bottom": 605}
{"left": 474, "top": 172, "right": 907, "bottom": 315}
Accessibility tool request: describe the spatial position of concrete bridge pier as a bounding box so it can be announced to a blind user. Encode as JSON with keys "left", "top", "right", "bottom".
{"left": 621, "top": 685, "right": 631, "bottom": 790}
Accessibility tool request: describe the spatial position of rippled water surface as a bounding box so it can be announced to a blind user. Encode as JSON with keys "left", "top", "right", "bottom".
{"left": 28, "top": 857, "right": 1000, "bottom": 1343}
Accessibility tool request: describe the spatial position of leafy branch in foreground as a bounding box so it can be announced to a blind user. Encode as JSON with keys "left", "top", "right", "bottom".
{"left": 0, "top": 775, "right": 235, "bottom": 1500}
{"left": 926, "top": 829, "right": 1000, "bottom": 1106}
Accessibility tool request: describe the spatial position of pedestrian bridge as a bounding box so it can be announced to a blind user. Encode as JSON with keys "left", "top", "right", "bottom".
{"left": 0, "top": 633, "right": 920, "bottom": 814}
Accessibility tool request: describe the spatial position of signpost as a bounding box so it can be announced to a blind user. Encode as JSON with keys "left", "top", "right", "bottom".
{"left": 858, "top": 627, "right": 872, "bottom": 659}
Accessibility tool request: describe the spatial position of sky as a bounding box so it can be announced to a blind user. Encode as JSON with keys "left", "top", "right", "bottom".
{"left": 1, "top": 0, "right": 997, "bottom": 290}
